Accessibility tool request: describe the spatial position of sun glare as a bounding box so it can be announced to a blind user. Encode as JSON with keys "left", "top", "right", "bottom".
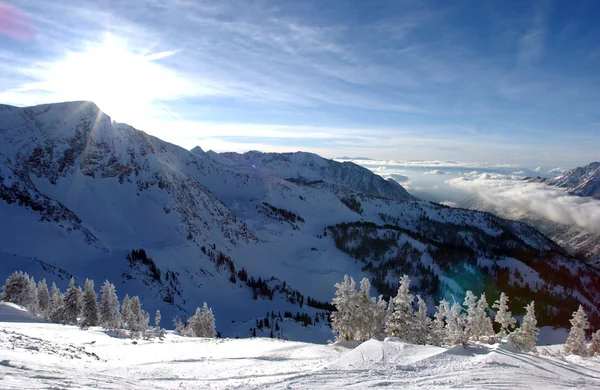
{"left": 38, "top": 36, "right": 189, "bottom": 125}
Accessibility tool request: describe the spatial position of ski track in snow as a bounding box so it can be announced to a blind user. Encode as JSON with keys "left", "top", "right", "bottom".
{"left": 1, "top": 314, "right": 599, "bottom": 390}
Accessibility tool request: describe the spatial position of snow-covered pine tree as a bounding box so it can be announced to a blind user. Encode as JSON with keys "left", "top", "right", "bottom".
{"left": 589, "top": 330, "right": 600, "bottom": 357}
{"left": 187, "top": 307, "right": 202, "bottom": 337}
{"left": 372, "top": 295, "right": 388, "bottom": 341}
{"left": 445, "top": 301, "right": 467, "bottom": 346}
{"left": 37, "top": 279, "right": 51, "bottom": 318}
{"left": 412, "top": 295, "right": 431, "bottom": 345}
{"left": 356, "top": 278, "right": 376, "bottom": 341}
{"left": 492, "top": 292, "right": 516, "bottom": 339}
{"left": 25, "top": 275, "right": 38, "bottom": 314}
{"left": 508, "top": 301, "right": 538, "bottom": 352}
{"left": 464, "top": 290, "right": 478, "bottom": 340}
{"left": 154, "top": 310, "right": 161, "bottom": 330}
{"left": 430, "top": 299, "right": 449, "bottom": 346}
{"left": 472, "top": 293, "right": 494, "bottom": 342}
{"left": 199, "top": 302, "right": 217, "bottom": 338}
{"left": 128, "top": 296, "right": 147, "bottom": 335}
{"left": 63, "top": 278, "right": 83, "bottom": 324}
{"left": 331, "top": 275, "right": 359, "bottom": 341}
{"left": 173, "top": 316, "right": 185, "bottom": 335}
{"left": 81, "top": 279, "right": 99, "bottom": 327}
{"left": 564, "top": 305, "right": 590, "bottom": 357}
{"left": 121, "top": 294, "right": 132, "bottom": 329}
{"left": 99, "top": 281, "right": 121, "bottom": 330}
{"left": 1, "top": 271, "right": 30, "bottom": 306}
{"left": 385, "top": 275, "right": 414, "bottom": 341}
{"left": 49, "top": 282, "right": 65, "bottom": 323}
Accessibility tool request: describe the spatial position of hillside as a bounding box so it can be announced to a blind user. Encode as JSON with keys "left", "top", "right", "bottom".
{"left": 1, "top": 101, "right": 599, "bottom": 341}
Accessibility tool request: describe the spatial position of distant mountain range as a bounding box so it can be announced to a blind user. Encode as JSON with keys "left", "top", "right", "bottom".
{"left": 526, "top": 162, "right": 600, "bottom": 199}
{"left": 1, "top": 101, "right": 598, "bottom": 340}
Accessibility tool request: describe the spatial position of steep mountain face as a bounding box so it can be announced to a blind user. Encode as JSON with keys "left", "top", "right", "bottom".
{"left": 459, "top": 193, "right": 600, "bottom": 266}
{"left": 527, "top": 162, "right": 600, "bottom": 199}
{"left": 1, "top": 102, "right": 599, "bottom": 341}
{"left": 217, "top": 150, "right": 413, "bottom": 201}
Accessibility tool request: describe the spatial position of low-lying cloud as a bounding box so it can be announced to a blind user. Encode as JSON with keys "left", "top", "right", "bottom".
{"left": 448, "top": 175, "right": 600, "bottom": 234}
{"left": 384, "top": 173, "right": 410, "bottom": 183}
{"left": 424, "top": 169, "right": 446, "bottom": 175}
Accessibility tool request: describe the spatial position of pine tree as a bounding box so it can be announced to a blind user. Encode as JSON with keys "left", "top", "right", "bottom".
{"left": 356, "top": 278, "right": 377, "bottom": 341}
{"left": 385, "top": 275, "right": 414, "bottom": 341}
{"left": 464, "top": 291, "right": 478, "bottom": 339}
{"left": 331, "top": 275, "right": 359, "bottom": 341}
{"left": 49, "top": 282, "right": 64, "bottom": 323}
{"left": 154, "top": 310, "right": 161, "bottom": 330}
{"left": 430, "top": 299, "right": 449, "bottom": 346}
{"left": 1, "top": 271, "right": 30, "bottom": 306}
{"left": 187, "top": 307, "right": 203, "bottom": 337}
{"left": 37, "top": 279, "right": 51, "bottom": 318}
{"left": 127, "top": 296, "right": 147, "bottom": 334}
{"left": 25, "top": 275, "right": 38, "bottom": 314}
{"left": 492, "top": 292, "right": 516, "bottom": 339}
{"left": 99, "top": 281, "right": 121, "bottom": 330}
{"left": 122, "top": 294, "right": 132, "bottom": 329}
{"left": 173, "top": 316, "right": 185, "bottom": 335}
{"left": 412, "top": 295, "right": 431, "bottom": 345}
{"left": 445, "top": 301, "right": 467, "bottom": 346}
{"left": 471, "top": 293, "right": 494, "bottom": 342}
{"left": 589, "top": 330, "right": 600, "bottom": 357}
{"left": 564, "top": 305, "right": 590, "bottom": 357}
{"left": 508, "top": 301, "right": 538, "bottom": 352}
{"left": 81, "top": 279, "right": 99, "bottom": 327}
{"left": 372, "top": 295, "right": 388, "bottom": 341}
{"left": 63, "top": 278, "right": 83, "bottom": 324}
{"left": 199, "top": 302, "right": 217, "bottom": 338}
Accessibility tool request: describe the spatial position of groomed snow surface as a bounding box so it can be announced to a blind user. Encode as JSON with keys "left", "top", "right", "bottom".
{"left": 1, "top": 304, "right": 599, "bottom": 389}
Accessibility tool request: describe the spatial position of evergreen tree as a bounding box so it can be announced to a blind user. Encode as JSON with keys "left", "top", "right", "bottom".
{"left": 1, "top": 271, "right": 30, "bottom": 306}
{"left": 187, "top": 307, "right": 203, "bottom": 337}
{"left": 99, "top": 281, "right": 121, "bottom": 330}
{"left": 128, "top": 296, "right": 147, "bottom": 334}
{"left": 36, "top": 279, "right": 51, "bottom": 318}
{"left": 173, "top": 316, "right": 185, "bottom": 335}
{"left": 199, "top": 302, "right": 217, "bottom": 338}
{"left": 25, "top": 275, "right": 38, "bottom": 314}
{"left": 463, "top": 291, "right": 478, "bottom": 339}
{"left": 154, "top": 310, "right": 161, "bottom": 330}
{"left": 372, "top": 295, "right": 388, "bottom": 341}
{"left": 385, "top": 275, "right": 414, "bottom": 340}
{"left": 508, "top": 301, "right": 538, "bottom": 352}
{"left": 492, "top": 292, "right": 516, "bottom": 339}
{"left": 356, "top": 278, "right": 377, "bottom": 341}
{"left": 564, "top": 305, "right": 590, "bottom": 357}
{"left": 122, "top": 294, "right": 132, "bottom": 329}
{"left": 445, "top": 301, "right": 467, "bottom": 346}
{"left": 63, "top": 278, "right": 83, "bottom": 324}
{"left": 81, "top": 279, "right": 99, "bottom": 327}
{"left": 412, "top": 295, "right": 431, "bottom": 345}
{"left": 331, "top": 275, "right": 359, "bottom": 341}
{"left": 430, "top": 299, "right": 449, "bottom": 346}
{"left": 589, "top": 330, "right": 600, "bottom": 357}
{"left": 49, "top": 282, "right": 65, "bottom": 323}
{"left": 471, "top": 293, "right": 494, "bottom": 342}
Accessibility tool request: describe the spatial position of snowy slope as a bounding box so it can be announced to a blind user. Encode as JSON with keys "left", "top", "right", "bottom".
{"left": 1, "top": 313, "right": 599, "bottom": 389}
{"left": 527, "top": 162, "right": 600, "bottom": 199}
{"left": 1, "top": 101, "right": 599, "bottom": 341}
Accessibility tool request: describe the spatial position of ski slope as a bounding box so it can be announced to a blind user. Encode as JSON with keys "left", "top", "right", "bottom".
{"left": 1, "top": 303, "right": 599, "bottom": 389}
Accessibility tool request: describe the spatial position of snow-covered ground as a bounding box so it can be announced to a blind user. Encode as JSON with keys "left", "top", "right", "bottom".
{"left": 1, "top": 303, "right": 599, "bottom": 389}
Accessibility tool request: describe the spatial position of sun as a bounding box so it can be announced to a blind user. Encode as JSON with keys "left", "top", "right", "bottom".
{"left": 38, "top": 36, "right": 189, "bottom": 125}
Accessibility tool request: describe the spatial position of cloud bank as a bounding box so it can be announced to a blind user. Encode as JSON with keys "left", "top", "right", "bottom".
{"left": 448, "top": 175, "right": 600, "bottom": 234}
{"left": 424, "top": 169, "right": 447, "bottom": 175}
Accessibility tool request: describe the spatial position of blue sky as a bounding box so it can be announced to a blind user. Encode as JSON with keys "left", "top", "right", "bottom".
{"left": 1, "top": 0, "right": 599, "bottom": 167}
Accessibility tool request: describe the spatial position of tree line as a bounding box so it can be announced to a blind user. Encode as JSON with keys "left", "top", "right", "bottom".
{"left": 331, "top": 274, "right": 600, "bottom": 356}
{"left": 1, "top": 270, "right": 217, "bottom": 339}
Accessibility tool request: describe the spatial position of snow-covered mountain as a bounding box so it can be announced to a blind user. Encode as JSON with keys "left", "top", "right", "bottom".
{"left": 527, "top": 162, "right": 600, "bottom": 199}
{"left": 1, "top": 101, "right": 599, "bottom": 341}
